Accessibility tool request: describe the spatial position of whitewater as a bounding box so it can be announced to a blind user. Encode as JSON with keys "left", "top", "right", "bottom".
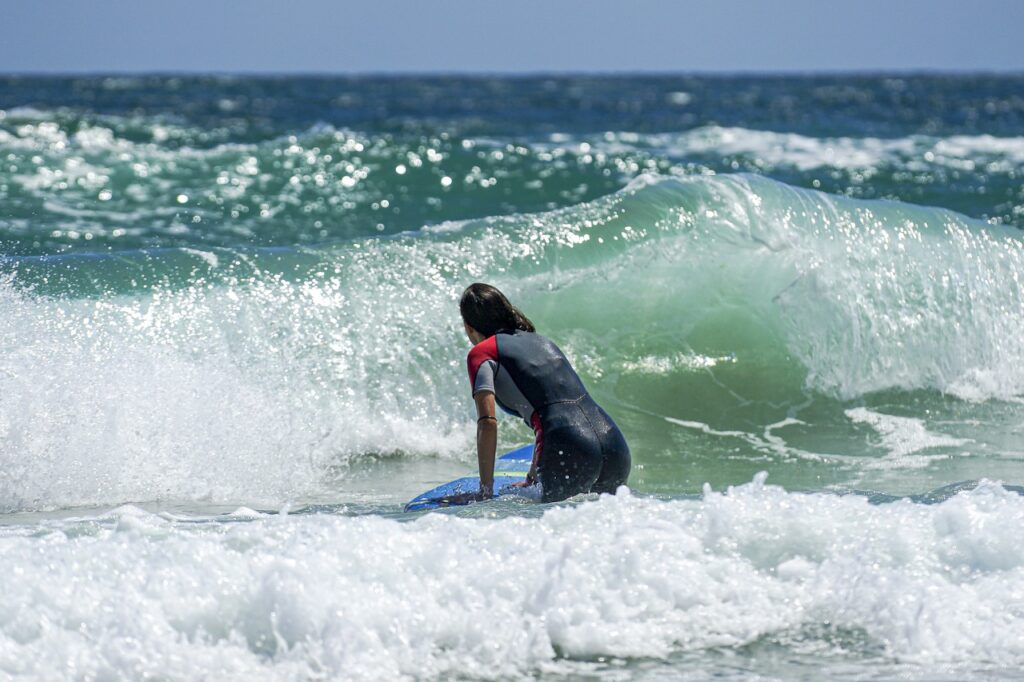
{"left": 2, "top": 75, "right": 1024, "bottom": 680}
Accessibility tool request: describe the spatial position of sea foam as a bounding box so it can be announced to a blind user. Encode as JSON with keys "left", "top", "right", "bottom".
{"left": 1, "top": 480, "right": 1023, "bottom": 679}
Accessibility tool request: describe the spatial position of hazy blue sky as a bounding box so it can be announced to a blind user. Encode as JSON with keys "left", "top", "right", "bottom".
{"left": 3, "top": 0, "right": 1023, "bottom": 74}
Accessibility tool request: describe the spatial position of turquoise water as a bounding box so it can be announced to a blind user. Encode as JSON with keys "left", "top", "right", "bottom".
{"left": 2, "top": 75, "right": 1024, "bottom": 680}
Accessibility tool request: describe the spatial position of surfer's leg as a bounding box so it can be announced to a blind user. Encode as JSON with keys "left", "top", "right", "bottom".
{"left": 587, "top": 403, "right": 631, "bottom": 495}
{"left": 539, "top": 443, "right": 601, "bottom": 502}
{"left": 591, "top": 426, "right": 630, "bottom": 494}
{"left": 538, "top": 405, "right": 602, "bottom": 502}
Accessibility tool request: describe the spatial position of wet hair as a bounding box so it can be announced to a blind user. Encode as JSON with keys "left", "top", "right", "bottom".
{"left": 459, "top": 283, "right": 536, "bottom": 337}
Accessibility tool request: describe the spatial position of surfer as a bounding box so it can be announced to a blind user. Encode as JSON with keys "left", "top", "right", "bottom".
{"left": 460, "top": 283, "right": 630, "bottom": 502}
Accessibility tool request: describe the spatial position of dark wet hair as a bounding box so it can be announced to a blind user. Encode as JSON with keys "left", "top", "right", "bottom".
{"left": 459, "top": 283, "right": 536, "bottom": 337}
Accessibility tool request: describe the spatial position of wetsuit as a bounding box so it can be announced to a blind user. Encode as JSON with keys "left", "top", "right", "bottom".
{"left": 467, "top": 329, "right": 630, "bottom": 502}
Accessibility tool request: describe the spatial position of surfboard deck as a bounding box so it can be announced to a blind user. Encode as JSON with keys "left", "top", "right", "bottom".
{"left": 404, "top": 444, "right": 534, "bottom": 512}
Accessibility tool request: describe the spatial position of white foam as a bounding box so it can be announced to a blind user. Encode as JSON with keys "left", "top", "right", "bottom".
{"left": 666, "top": 91, "right": 692, "bottom": 106}
{"left": 845, "top": 408, "right": 969, "bottom": 469}
{"left": 933, "top": 135, "right": 1024, "bottom": 164}
{"left": 665, "top": 417, "right": 832, "bottom": 464}
{"left": 590, "top": 126, "right": 1024, "bottom": 173}
{"left": 678, "top": 126, "right": 914, "bottom": 171}
{"left": 2, "top": 482, "right": 1023, "bottom": 679}
{"left": 0, "top": 267, "right": 475, "bottom": 512}
{"left": 620, "top": 353, "right": 735, "bottom": 375}
{"left": 181, "top": 248, "right": 221, "bottom": 269}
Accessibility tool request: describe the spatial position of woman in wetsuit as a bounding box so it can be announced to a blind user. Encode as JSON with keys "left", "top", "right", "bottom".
{"left": 460, "top": 283, "right": 630, "bottom": 502}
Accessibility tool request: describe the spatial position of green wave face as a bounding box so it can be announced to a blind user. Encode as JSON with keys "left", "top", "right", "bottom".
{"left": 4, "top": 174, "right": 1024, "bottom": 510}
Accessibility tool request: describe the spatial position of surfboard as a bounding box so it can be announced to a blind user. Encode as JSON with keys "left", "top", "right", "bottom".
{"left": 404, "top": 444, "right": 534, "bottom": 512}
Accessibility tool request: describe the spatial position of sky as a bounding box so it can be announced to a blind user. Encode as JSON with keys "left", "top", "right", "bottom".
{"left": 2, "top": 0, "right": 1023, "bottom": 75}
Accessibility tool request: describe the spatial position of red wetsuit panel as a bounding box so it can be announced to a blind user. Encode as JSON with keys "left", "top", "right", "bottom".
{"left": 466, "top": 335, "right": 499, "bottom": 388}
{"left": 530, "top": 411, "right": 543, "bottom": 481}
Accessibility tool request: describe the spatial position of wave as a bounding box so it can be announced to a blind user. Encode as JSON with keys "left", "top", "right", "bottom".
{"left": 2, "top": 174, "right": 1023, "bottom": 510}
{"left": 4, "top": 104, "right": 1024, "bottom": 255}
{"left": 593, "top": 126, "right": 1024, "bottom": 171}
{"left": 3, "top": 480, "right": 1024, "bottom": 678}
{"left": 0, "top": 109, "right": 627, "bottom": 253}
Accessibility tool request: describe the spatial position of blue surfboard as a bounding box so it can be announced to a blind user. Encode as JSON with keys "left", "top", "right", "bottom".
{"left": 404, "top": 444, "right": 535, "bottom": 512}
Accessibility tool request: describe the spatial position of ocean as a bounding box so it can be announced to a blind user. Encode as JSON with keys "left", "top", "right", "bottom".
{"left": 1, "top": 74, "right": 1023, "bottom": 680}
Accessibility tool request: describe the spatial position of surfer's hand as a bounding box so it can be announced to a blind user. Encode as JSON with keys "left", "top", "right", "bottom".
{"left": 514, "top": 466, "right": 537, "bottom": 488}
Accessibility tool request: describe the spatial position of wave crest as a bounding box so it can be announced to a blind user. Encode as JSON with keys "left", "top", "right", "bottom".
{"left": 3, "top": 174, "right": 1023, "bottom": 509}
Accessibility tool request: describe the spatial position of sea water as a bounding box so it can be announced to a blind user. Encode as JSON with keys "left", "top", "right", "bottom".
{"left": 2, "top": 75, "right": 1024, "bottom": 680}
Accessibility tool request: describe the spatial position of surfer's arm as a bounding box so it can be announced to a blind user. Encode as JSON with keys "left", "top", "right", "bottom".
{"left": 474, "top": 391, "right": 497, "bottom": 498}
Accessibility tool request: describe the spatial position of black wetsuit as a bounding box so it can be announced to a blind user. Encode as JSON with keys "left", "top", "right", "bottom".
{"left": 467, "top": 329, "right": 630, "bottom": 502}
